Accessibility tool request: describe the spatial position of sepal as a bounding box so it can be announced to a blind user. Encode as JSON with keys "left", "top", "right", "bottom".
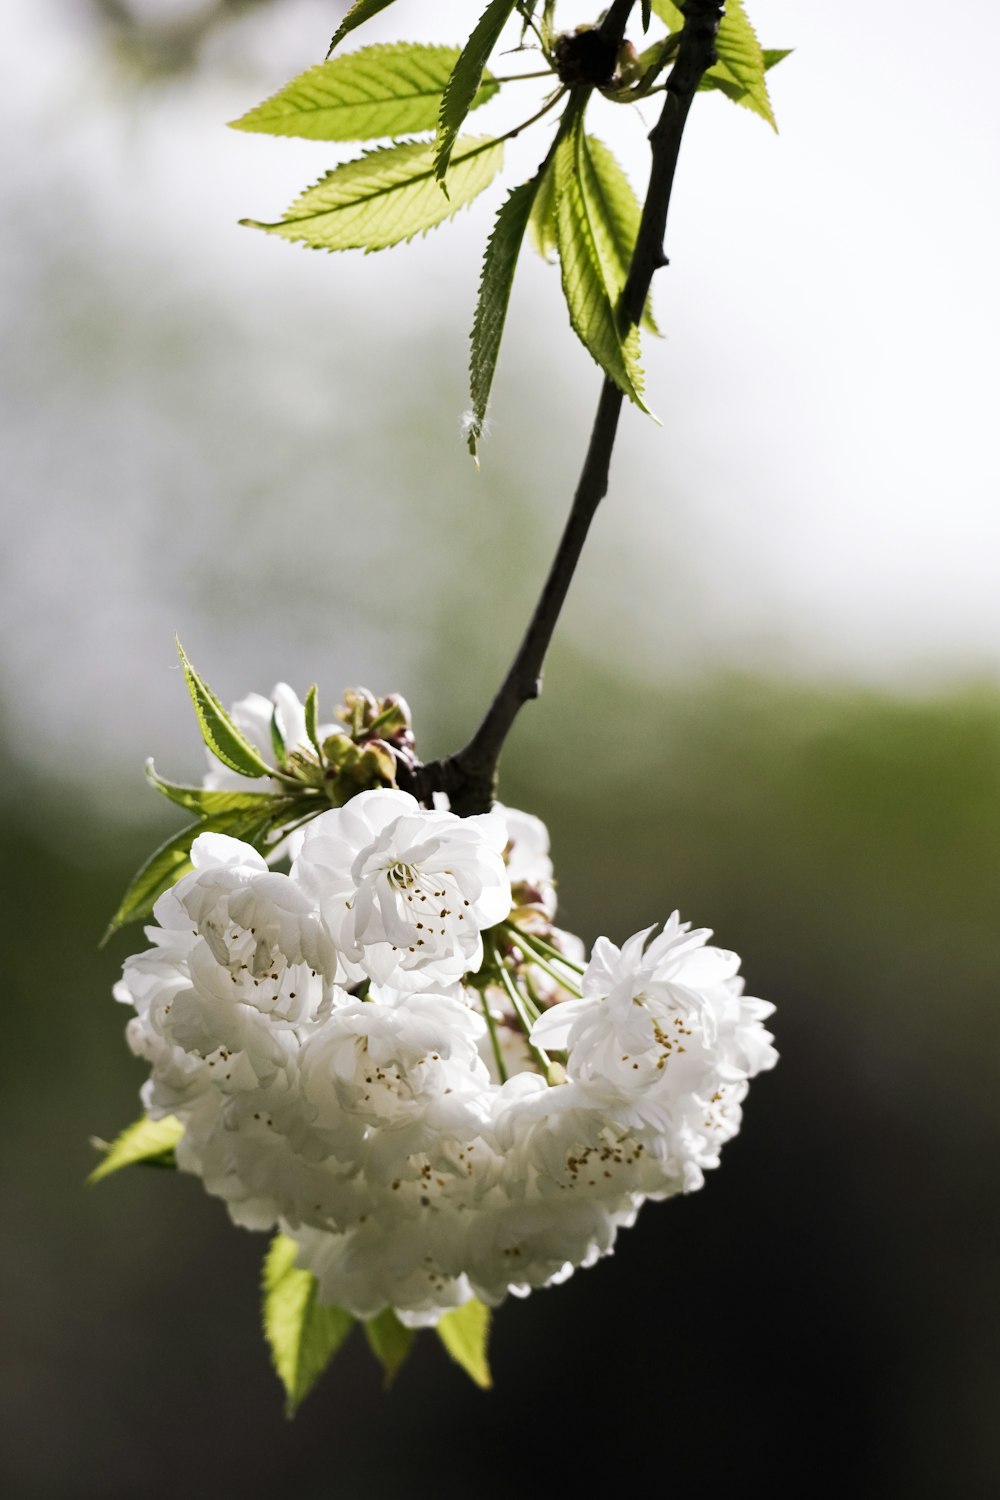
{"left": 262, "top": 1234, "right": 356, "bottom": 1417}
{"left": 88, "top": 1115, "right": 183, "bottom": 1185}
{"left": 435, "top": 1299, "right": 493, "bottom": 1389}
{"left": 363, "top": 1308, "right": 415, "bottom": 1390}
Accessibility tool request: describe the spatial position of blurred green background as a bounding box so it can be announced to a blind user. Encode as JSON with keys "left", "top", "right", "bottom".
{"left": 4, "top": 1, "right": 1000, "bottom": 1495}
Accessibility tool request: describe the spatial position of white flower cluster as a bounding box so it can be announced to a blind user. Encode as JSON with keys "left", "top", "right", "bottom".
{"left": 117, "top": 789, "right": 777, "bottom": 1324}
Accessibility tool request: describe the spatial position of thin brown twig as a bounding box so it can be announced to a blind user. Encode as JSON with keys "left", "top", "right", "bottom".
{"left": 416, "top": 0, "right": 725, "bottom": 815}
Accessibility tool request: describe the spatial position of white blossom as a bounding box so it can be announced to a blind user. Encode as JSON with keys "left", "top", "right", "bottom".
{"left": 293, "top": 790, "right": 511, "bottom": 993}
{"left": 115, "top": 802, "right": 777, "bottom": 1325}
{"left": 500, "top": 804, "right": 557, "bottom": 917}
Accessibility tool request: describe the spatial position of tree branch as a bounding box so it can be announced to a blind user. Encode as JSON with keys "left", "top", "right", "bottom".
{"left": 415, "top": 0, "right": 725, "bottom": 816}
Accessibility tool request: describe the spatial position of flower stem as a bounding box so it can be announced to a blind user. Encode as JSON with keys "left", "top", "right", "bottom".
{"left": 490, "top": 938, "right": 551, "bottom": 1073}
{"left": 480, "top": 990, "right": 509, "bottom": 1084}
{"left": 500, "top": 923, "right": 584, "bottom": 997}
{"left": 504, "top": 922, "right": 585, "bottom": 974}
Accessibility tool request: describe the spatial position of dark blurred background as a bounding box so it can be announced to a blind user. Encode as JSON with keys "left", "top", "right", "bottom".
{"left": 4, "top": 1, "right": 1000, "bottom": 1496}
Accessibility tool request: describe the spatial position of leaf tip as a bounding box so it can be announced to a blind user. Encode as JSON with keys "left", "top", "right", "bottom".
{"left": 86, "top": 1137, "right": 110, "bottom": 1186}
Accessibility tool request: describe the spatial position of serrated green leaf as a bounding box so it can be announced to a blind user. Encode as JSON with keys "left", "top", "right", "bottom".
{"left": 231, "top": 44, "right": 499, "bottom": 143}
{"left": 233, "top": 797, "right": 321, "bottom": 857}
{"left": 705, "top": 0, "right": 777, "bottom": 129}
{"left": 176, "top": 639, "right": 275, "bottom": 779}
{"left": 435, "top": 1299, "right": 492, "bottom": 1389}
{"left": 303, "top": 684, "right": 323, "bottom": 760}
{"left": 263, "top": 1235, "right": 355, "bottom": 1416}
{"left": 652, "top": 0, "right": 780, "bottom": 129}
{"left": 363, "top": 1308, "right": 415, "bottom": 1388}
{"left": 579, "top": 133, "right": 660, "bottom": 336}
{"left": 103, "top": 814, "right": 228, "bottom": 939}
{"left": 103, "top": 800, "right": 311, "bottom": 940}
{"left": 527, "top": 155, "right": 557, "bottom": 262}
{"left": 553, "top": 113, "right": 648, "bottom": 411}
{"left": 762, "top": 48, "right": 793, "bottom": 71}
{"left": 715, "top": 0, "right": 775, "bottom": 126}
{"left": 88, "top": 1115, "right": 183, "bottom": 1185}
{"left": 328, "top": 0, "right": 398, "bottom": 55}
{"left": 466, "top": 176, "right": 540, "bottom": 459}
{"left": 436, "top": 0, "right": 516, "bottom": 183}
{"left": 243, "top": 136, "right": 504, "bottom": 253}
{"left": 145, "top": 760, "right": 283, "bottom": 817}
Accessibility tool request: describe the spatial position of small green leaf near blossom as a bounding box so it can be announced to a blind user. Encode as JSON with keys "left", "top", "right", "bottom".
{"left": 467, "top": 175, "right": 542, "bottom": 459}
{"left": 363, "top": 1308, "right": 416, "bottom": 1388}
{"left": 303, "top": 683, "right": 323, "bottom": 760}
{"left": 263, "top": 1235, "right": 355, "bottom": 1416}
{"left": 230, "top": 44, "right": 500, "bottom": 143}
{"left": 144, "top": 760, "right": 282, "bottom": 816}
{"left": 103, "top": 815, "right": 221, "bottom": 939}
{"left": 328, "top": 0, "right": 399, "bottom": 56}
{"left": 104, "top": 798, "right": 313, "bottom": 939}
{"left": 88, "top": 1115, "right": 183, "bottom": 1185}
{"left": 177, "top": 639, "right": 276, "bottom": 779}
{"left": 243, "top": 137, "right": 504, "bottom": 253}
{"left": 435, "top": 0, "right": 517, "bottom": 183}
{"left": 553, "top": 113, "right": 648, "bottom": 411}
{"left": 435, "top": 1299, "right": 492, "bottom": 1388}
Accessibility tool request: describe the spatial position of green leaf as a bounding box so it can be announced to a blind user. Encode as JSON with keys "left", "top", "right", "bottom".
{"left": 435, "top": 0, "right": 516, "bottom": 183}
{"left": 243, "top": 136, "right": 504, "bottom": 253}
{"left": 263, "top": 1235, "right": 355, "bottom": 1416}
{"left": 578, "top": 133, "right": 660, "bottom": 336}
{"left": 363, "top": 1308, "right": 415, "bottom": 1389}
{"left": 762, "top": 48, "right": 793, "bottom": 71}
{"left": 703, "top": 0, "right": 778, "bottom": 129}
{"left": 88, "top": 1115, "right": 183, "bottom": 1185}
{"left": 145, "top": 760, "right": 283, "bottom": 817}
{"left": 641, "top": 0, "right": 652, "bottom": 30}
{"left": 176, "top": 639, "right": 275, "bottom": 779}
{"left": 553, "top": 112, "right": 648, "bottom": 411}
{"left": 653, "top": 0, "right": 781, "bottom": 129}
{"left": 435, "top": 1299, "right": 492, "bottom": 1389}
{"left": 231, "top": 44, "right": 499, "bottom": 143}
{"left": 103, "top": 799, "right": 312, "bottom": 940}
{"left": 466, "top": 176, "right": 541, "bottom": 459}
{"left": 527, "top": 155, "right": 557, "bottom": 262}
{"left": 303, "top": 684, "right": 323, "bottom": 760}
{"left": 233, "top": 797, "right": 322, "bottom": 857}
{"left": 103, "top": 815, "right": 220, "bottom": 939}
{"left": 650, "top": 0, "right": 683, "bottom": 29}
{"left": 328, "top": 0, "right": 398, "bottom": 55}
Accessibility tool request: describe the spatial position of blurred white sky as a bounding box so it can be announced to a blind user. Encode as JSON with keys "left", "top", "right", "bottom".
{"left": 3, "top": 0, "right": 1000, "bottom": 797}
